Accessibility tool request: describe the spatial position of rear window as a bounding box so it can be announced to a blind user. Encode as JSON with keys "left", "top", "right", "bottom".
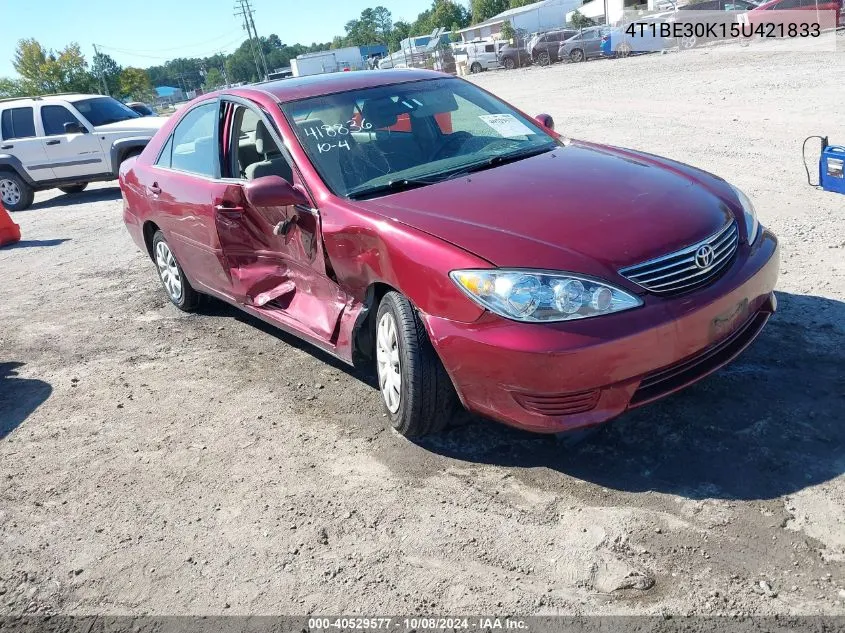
{"left": 1, "top": 107, "right": 36, "bottom": 140}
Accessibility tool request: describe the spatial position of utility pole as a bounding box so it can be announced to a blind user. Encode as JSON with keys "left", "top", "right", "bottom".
{"left": 234, "top": 0, "right": 268, "bottom": 80}
{"left": 92, "top": 44, "right": 110, "bottom": 96}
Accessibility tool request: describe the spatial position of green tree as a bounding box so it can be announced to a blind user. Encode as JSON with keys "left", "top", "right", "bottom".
{"left": 570, "top": 9, "right": 594, "bottom": 28}
{"left": 508, "top": 0, "right": 534, "bottom": 7}
{"left": 203, "top": 67, "right": 225, "bottom": 90}
{"left": 388, "top": 21, "right": 413, "bottom": 51}
{"left": 119, "top": 67, "right": 152, "bottom": 101}
{"left": 13, "top": 39, "right": 91, "bottom": 94}
{"left": 92, "top": 52, "right": 121, "bottom": 95}
{"left": 470, "top": 0, "right": 510, "bottom": 23}
{"left": 429, "top": 0, "right": 471, "bottom": 30}
{"left": 500, "top": 20, "right": 516, "bottom": 41}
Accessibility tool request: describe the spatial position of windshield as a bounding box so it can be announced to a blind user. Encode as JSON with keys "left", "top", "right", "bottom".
{"left": 72, "top": 97, "right": 141, "bottom": 126}
{"left": 280, "top": 77, "right": 557, "bottom": 199}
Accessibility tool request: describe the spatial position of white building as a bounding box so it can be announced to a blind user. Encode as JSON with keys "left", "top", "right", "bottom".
{"left": 456, "top": 0, "right": 583, "bottom": 41}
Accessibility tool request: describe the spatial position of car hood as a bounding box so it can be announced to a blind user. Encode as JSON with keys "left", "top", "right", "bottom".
{"left": 360, "top": 142, "right": 740, "bottom": 283}
{"left": 92, "top": 116, "right": 168, "bottom": 134}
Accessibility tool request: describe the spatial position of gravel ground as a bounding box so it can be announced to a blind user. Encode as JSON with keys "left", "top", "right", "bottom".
{"left": 1, "top": 44, "right": 844, "bottom": 617}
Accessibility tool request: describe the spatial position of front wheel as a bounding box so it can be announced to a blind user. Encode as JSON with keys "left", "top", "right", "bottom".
{"left": 59, "top": 183, "right": 88, "bottom": 194}
{"left": 616, "top": 42, "right": 632, "bottom": 58}
{"left": 375, "top": 292, "right": 457, "bottom": 438}
{"left": 569, "top": 48, "right": 585, "bottom": 63}
{"left": 502, "top": 57, "right": 516, "bottom": 70}
{"left": 537, "top": 51, "right": 551, "bottom": 66}
{"left": 469, "top": 62, "right": 482, "bottom": 73}
{"left": 152, "top": 231, "right": 200, "bottom": 311}
{"left": 679, "top": 34, "right": 697, "bottom": 49}
{"left": 0, "top": 172, "right": 34, "bottom": 211}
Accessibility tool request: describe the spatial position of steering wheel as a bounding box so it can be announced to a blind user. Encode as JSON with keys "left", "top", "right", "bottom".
{"left": 430, "top": 132, "right": 472, "bottom": 162}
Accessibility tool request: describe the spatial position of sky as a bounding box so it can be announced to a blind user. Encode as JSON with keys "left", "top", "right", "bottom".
{"left": 1, "top": 0, "right": 434, "bottom": 78}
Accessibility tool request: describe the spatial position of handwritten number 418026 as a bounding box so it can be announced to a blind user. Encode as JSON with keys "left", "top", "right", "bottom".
{"left": 303, "top": 120, "right": 373, "bottom": 152}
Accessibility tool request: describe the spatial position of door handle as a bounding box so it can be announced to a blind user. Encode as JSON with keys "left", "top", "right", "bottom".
{"left": 46, "top": 139, "right": 61, "bottom": 145}
{"left": 214, "top": 204, "right": 244, "bottom": 214}
{"left": 148, "top": 183, "right": 161, "bottom": 195}
{"left": 0, "top": 144, "right": 12, "bottom": 150}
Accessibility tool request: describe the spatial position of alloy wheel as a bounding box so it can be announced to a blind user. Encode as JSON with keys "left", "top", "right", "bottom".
{"left": 571, "top": 49, "right": 584, "bottom": 63}
{"left": 155, "top": 240, "right": 183, "bottom": 302}
{"left": 0, "top": 179, "right": 21, "bottom": 206}
{"left": 376, "top": 312, "right": 401, "bottom": 414}
{"left": 680, "top": 35, "right": 697, "bottom": 49}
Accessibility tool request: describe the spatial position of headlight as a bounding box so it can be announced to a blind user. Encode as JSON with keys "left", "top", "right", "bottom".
{"left": 449, "top": 269, "right": 642, "bottom": 323}
{"left": 731, "top": 185, "right": 759, "bottom": 245}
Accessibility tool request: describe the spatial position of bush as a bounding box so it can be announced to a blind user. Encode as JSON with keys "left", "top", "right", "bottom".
{"left": 570, "top": 10, "right": 594, "bottom": 29}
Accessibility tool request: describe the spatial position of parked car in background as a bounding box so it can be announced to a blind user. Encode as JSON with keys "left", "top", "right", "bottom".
{"left": 601, "top": 22, "right": 670, "bottom": 57}
{"left": 454, "top": 39, "right": 507, "bottom": 72}
{"left": 497, "top": 43, "right": 532, "bottom": 69}
{"left": 0, "top": 94, "right": 167, "bottom": 210}
{"left": 126, "top": 102, "right": 156, "bottom": 116}
{"left": 559, "top": 27, "right": 611, "bottom": 62}
{"left": 121, "top": 69, "right": 778, "bottom": 439}
{"left": 668, "top": 0, "right": 760, "bottom": 48}
{"left": 741, "top": 0, "right": 842, "bottom": 30}
{"left": 528, "top": 28, "right": 578, "bottom": 65}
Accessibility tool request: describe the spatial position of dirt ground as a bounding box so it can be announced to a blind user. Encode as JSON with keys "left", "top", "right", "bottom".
{"left": 2, "top": 43, "right": 845, "bottom": 617}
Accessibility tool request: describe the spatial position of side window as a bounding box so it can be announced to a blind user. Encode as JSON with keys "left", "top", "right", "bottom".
{"left": 484, "top": 44, "right": 495, "bottom": 52}
{"left": 231, "top": 105, "right": 294, "bottom": 182}
{"left": 1, "top": 107, "right": 36, "bottom": 140}
{"left": 41, "top": 105, "right": 83, "bottom": 136}
{"left": 156, "top": 135, "right": 174, "bottom": 168}
{"left": 170, "top": 102, "right": 217, "bottom": 176}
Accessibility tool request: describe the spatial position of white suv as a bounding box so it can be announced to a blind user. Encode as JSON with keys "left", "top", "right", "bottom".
{"left": 0, "top": 94, "right": 167, "bottom": 210}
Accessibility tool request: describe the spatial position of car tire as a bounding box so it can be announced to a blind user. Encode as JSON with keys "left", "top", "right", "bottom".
{"left": 58, "top": 183, "right": 88, "bottom": 194}
{"left": 616, "top": 42, "right": 632, "bottom": 58}
{"left": 570, "top": 48, "right": 585, "bottom": 63}
{"left": 680, "top": 34, "right": 697, "bottom": 49}
{"left": 375, "top": 291, "right": 457, "bottom": 438}
{"left": 503, "top": 57, "right": 516, "bottom": 70}
{"left": 0, "top": 171, "right": 34, "bottom": 212}
{"left": 537, "top": 51, "right": 551, "bottom": 66}
{"left": 470, "top": 62, "right": 482, "bottom": 73}
{"left": 152, "top": 230, "right": 200, "bottom": 312}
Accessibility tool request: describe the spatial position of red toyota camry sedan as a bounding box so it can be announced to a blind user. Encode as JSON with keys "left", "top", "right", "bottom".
{"left": 120, "top": 69, "right": 779, "bottom": 438}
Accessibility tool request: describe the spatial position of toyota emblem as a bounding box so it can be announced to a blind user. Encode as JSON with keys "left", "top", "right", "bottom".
{"left": 694, "top": 244, "right": 715, "bottom": 269}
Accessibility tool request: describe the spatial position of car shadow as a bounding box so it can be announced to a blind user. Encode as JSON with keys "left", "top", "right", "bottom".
{"left": 2, "top": 238, "right": 70, "bottom": 250}
{"left": 0, "top": 362, "right": 52, "bottom": 439}
{"left": 28, "top": 186, "right": 122, "bottom": 211}
{"left": 197, "top": 297, "right": 378, "bottom": 388}
{"left": 416, "top": 291, "right": 845, "bottom": 501}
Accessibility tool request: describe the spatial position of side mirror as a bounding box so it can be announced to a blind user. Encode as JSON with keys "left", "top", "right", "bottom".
{"left": 64, "top": 122, "right": 86, "bottom": 134}
{"left": 534, "top": 113, "right": 555, "bottom": 131}
{"left": 244, "top": 175, "right": 309, "bottom": 208}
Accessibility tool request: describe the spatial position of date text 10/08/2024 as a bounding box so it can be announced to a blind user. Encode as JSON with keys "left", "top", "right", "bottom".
{"left": 307, "top": 617, "right": 529, "bottom": 630}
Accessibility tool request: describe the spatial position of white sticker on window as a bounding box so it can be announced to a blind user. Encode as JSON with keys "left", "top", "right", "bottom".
{"left": 479, "top": 114, "right": 536, "bottom": 138}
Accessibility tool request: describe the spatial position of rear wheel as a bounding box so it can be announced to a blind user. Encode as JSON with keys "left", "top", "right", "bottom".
{"left": 59, "top": 183, "right": 88, "bottom": 194}
{"left": 570, "top": 48, "right": 585, "bottom": 63}
{"left": 152, "top": 230, "right": 200, "bottom": 312}
{"left": 537, "top": 51, "right": 551, "bottom": 66}
{"left": 616, "top": 42, "right": 632, "bottom": 58}
{"left": 679, "top": 34, "right": 697, "bottom": 49}
{"left": 375, "top": 291, "right": 457, "bottom": 438}
{"left": 502, "top": 56, "right": 516, "bottom": 70}
{"left": 469, "top": 62, "right": 482, "bottom": 73}
{"left": 0, "top": 172, "right": 34, "bottom": 211}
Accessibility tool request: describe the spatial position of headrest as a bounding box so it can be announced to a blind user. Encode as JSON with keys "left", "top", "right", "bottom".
{"left": 360, "top": 99, "right": 403, "bottom": 130}
{"left": 255, "top": 121, "right": 272, "bottom": 155}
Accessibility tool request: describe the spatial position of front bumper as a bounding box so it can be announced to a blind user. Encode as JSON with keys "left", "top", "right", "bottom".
{"left": 424, "top": 229, "right": 779, "bottom": 433}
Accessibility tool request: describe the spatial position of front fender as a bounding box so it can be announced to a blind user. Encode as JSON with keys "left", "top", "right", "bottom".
{"left": 109, "top": 138, "right": 151, "bottom": 176}
{"left": 0, "top": 154, "right": 35, "bottom": 186}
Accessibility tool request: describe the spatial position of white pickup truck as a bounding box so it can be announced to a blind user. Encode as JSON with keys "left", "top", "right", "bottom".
{"left": 0, "top": 94, "right": 167, "bottom": 210}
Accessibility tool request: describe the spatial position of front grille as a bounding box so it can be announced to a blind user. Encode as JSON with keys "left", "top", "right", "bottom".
{"left": 513, "top": 389, "right": 600, "bottom": 417}
{"left": 619, "top": 221, "right": 739, "bottom": 295}
{"left": 629, "top": 310, "right": 769, "bottom": 407}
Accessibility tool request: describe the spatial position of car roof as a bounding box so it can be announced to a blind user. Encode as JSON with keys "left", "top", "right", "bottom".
{"left": 231, "top": 68, "right": 451, "bottom": 103}
{"left": 0, "top": 93, "right": 106, "bottom": 106}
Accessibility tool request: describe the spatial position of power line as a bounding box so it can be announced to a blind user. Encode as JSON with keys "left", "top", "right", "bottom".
{"left": 93, "top": 36, "right": 245, "bottom": 62}
{"left": 94, "top": 31, "right": 237, "bottom": 54}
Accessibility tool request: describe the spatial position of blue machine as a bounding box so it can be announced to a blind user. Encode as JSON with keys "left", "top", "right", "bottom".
{"left": 805, "top": 136, "right": 845, "bottom": 195}
{"left": 820, "top": 142, "right": 845, "bottom": 195}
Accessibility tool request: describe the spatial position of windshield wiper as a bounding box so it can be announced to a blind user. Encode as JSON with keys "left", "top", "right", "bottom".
{"left": 347, "top": 178, "right": 433, "bottom": 200}
{"left": 459, "top": 144, "right": 555, "bottom": 175}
